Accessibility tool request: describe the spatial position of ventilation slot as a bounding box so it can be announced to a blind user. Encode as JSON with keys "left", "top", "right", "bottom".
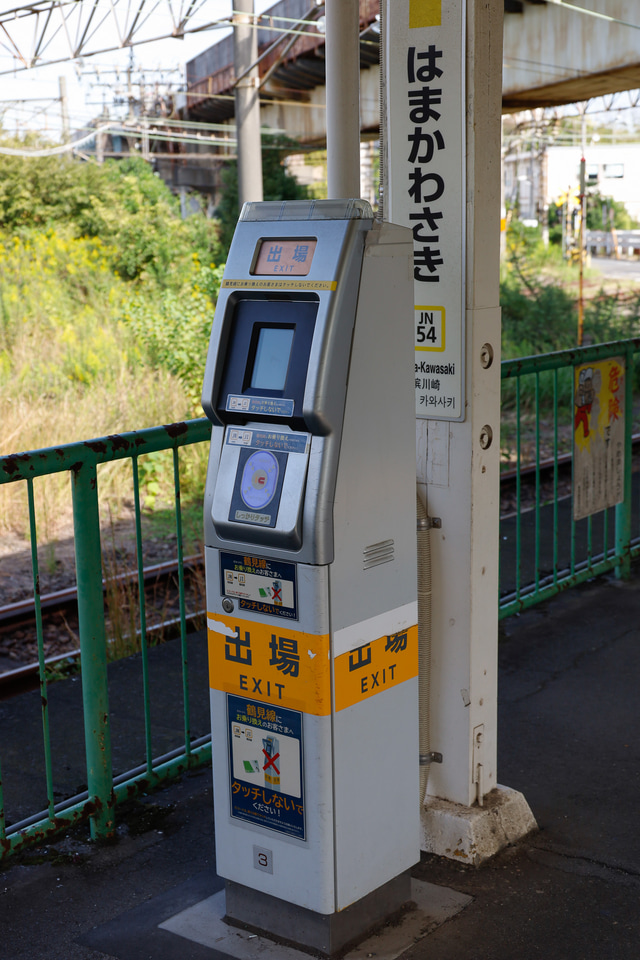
{"left": 363, "top": 539, "right": 395, "bottom": 570}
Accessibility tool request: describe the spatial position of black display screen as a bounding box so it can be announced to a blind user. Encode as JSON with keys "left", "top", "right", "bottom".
{"left": 216, "top": 297, "right": 318, "bottom": 428}
{"left": 251, "top": 327, "right": 294, "bottom": 390}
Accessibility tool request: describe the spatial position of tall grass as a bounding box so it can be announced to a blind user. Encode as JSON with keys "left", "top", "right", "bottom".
{"left": 501, "top": 220, "right": 640, "bottom": 412}
{"left": 500, "top": 219, "right": 640, "bottom": 469}
{"left": 0, "top": 157, "right": 223, "bottom": 542}
{"left": 0, "top": 226, "right": 204, "bottom": 538}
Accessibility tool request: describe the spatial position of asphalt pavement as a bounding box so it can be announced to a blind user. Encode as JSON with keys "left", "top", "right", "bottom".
{"left": 590, "top": 255, "right": 640, "bottom": 282}
{"left": 2, "top": 562, "right": 640, "bottom": 959}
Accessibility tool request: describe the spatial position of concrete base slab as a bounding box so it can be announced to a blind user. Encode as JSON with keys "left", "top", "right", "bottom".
{"left": 159, "top": 879, "right": 472, "bottom": 959}
{"left": 421, "top": 784, "right": 538, "bottom": 866}
{"left": 224, "top": 872, "right": 411, "bottom": 956}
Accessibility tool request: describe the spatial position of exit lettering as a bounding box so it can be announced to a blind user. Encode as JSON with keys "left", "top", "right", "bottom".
{"left": 334, "top": 625, "right": 419, "bottom": 712}
{"left": 239, "top": 675, "right": 286, "bottom": 700}
{"left": 360, "top": 664, "right": 397, "bottom": 693}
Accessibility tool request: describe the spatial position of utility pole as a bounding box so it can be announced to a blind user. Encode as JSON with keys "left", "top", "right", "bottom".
{"left": 233, "top": 0, "right": 263, "bottom": 208}
{"left": 578, "top": 154, "right": 586, "bottom": 345}
{"left": 141, "top": 118, "right": 150, "bottom": 162}
{"left": 325, "top": 0, "right": 361, "bottom": 198}
{"left": 59, "top": 75, "right": 70, "bottom": 144}
{"left": 127, "top": 56, "right": 135, "bottom": 120}
{"left": 578, "top": 106, "right": 587, "bottom": 346}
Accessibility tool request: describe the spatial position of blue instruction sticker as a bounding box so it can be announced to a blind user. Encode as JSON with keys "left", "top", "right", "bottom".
{"left": 220, "top": 552, "right": 297, "bottom": 620}
{"left": 227, "top": 694, "right": 305, "bottom": 840}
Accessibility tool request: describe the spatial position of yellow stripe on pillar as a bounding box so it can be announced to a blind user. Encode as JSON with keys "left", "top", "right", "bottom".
{"left": 410, "top": 0, "right": 442, "bottom": 28}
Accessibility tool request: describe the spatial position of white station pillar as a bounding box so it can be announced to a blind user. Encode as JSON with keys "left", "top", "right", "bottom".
{"left": 383, "top": 0, "right": 536, "bottom": 860}
{"left": 233, "top": 0, "right": 264, "bottom": 207}
{"left": 325, "top": 0, "right": 361, "bottom": 198}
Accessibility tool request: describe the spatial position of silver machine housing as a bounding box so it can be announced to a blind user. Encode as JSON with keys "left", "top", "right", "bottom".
{"left": 202, "top": 199, "right": 419, "bottom": 918}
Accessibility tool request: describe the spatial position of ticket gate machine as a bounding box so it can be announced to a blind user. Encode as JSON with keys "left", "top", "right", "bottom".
{"left": 202, "top": 199, "right": 419, "bottom": 953}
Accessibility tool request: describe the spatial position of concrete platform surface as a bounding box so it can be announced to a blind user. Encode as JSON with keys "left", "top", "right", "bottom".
{"left": 2, "top": 564, "right": 640, "bottom": 959}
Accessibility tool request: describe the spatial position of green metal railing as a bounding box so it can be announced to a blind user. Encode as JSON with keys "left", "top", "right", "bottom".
{"left": 1, "top": 340, "right": 639, "bottom": 859}
{"left": 499, "top": 338, "right": 640, "bottom": 619}
{"left": 0, "top": 419, "right": 212, "bottom": 858}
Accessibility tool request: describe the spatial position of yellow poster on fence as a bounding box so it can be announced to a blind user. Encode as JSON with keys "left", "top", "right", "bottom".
{"left": 573, "top": 358, "right": 625, "bottom": 521}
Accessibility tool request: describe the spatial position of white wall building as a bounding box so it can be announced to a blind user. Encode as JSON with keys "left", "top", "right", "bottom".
{"left": 503, "top": 141, "right": 640, "bottom": 227}
{"left": 546, "top": 143, "right": 640, "bottom": 221}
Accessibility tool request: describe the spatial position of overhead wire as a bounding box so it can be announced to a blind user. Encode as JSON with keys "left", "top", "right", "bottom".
{"left": 546, "top": 0, "right": 640, "bottom": 32}
{"left": 0, "top": 112, "right": 328, "bottom": 155}
{"left": 0, "top": 1, "right": 336, "bottom": 133}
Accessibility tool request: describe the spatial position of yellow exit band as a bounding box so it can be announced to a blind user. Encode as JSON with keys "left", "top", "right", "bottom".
{"left": 410, "top": 0, "right": 442, "bottom": 28}
{"left": 208, "top": 614, "right": 331, "bottom": 716}
{"left": 207, "top": 614, "right": 418, "bottom": 716}
{"left": 333, "top": 625, "right": 419, "bottom": 712}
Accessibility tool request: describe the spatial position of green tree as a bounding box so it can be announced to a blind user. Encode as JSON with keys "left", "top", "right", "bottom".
{"left": 0, "top": 150, "right": 222, "bottom": 284}
{"left": 547, "top": 190, "right": 637, "bottom": 245}
{"left": 585, "top": 190, "right": 637, "bottom": 231}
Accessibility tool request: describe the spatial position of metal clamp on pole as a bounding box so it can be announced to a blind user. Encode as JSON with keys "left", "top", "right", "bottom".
{"left": 235, "top": 76, "right": 260, "bottom": 90}
{"left": 417, "top": 516, "right": 441, "bottom": 530}
{"left": 420, "top": 752, "right": 443, "bottom": 765}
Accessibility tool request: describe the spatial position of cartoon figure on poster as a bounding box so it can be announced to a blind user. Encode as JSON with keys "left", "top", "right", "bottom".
{"left": 574, "top": 366, "right": 599, "bottom": 442}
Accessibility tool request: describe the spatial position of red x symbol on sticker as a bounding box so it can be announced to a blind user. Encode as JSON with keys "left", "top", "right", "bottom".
{"left": 272, "top": 585, "right": 282, "bottom": 602}
{"left": 262, "top": 749, "right": 280, "bottom": 774}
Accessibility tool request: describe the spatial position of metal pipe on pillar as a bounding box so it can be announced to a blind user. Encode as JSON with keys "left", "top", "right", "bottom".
{"left": 233, "top": 0, "right": 263, "bottom": 207}
{"left": 325, "top": 0, "right": 361, "bottom": 199}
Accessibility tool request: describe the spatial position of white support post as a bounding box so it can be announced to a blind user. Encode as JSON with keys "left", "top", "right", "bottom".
{"left": 384, "top": 0, "right": 536, "bottom": 862}
{"left": 59, "top": 76, "right": 70, "bottom": 144}
{"left": 325, "top": 0, "right": 361, "bottom": 199}
{"left": 233, "top": 0, "right": 263, "bottom": 207}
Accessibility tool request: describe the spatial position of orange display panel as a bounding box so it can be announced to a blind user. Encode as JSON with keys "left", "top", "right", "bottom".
{"left": 253, "top": 239, "right": 317, "bottom": 276}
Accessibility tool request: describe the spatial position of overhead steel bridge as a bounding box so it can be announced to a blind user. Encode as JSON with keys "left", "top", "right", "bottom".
{"left": 183, "top": 0, "right": 640, "bottom": 141}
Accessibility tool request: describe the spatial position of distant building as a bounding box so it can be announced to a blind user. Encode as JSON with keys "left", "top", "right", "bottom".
{"left": 503, "top": 141, "right": 640, "bottom": 226}
{"left": 546, "top": 143, "right": 640, "bottom": 222}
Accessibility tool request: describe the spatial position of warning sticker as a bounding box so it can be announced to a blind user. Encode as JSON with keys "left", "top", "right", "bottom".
{"left": 220, "top": 552, "right": 297, "bottom": 620}
{"left": 228, "top": 694, "right": 305, "bottom": 840}
{"left": 333, "top": 625, "right": 418, "bottom": 712}
{"left": 208, "top": 613, "right": 331, "bottom": 716}
{"left": 227, "top": 429, "right": 310, "bottom": 455}
{"left": 227, "top": 395, "right": 295, "bottom": 418}
{"left": 222, "top": 278, "right": 336, "bottom": 291}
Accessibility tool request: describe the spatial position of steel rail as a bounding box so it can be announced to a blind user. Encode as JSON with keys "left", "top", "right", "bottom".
{"left": 0, "top": 553, "right": 204, "bottom": 629}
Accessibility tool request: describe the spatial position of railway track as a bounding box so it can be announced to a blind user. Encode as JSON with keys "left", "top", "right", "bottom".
{"left": 499, "top": 432, "right": 640, "bottom": 515}
{"left": 2, "top": 434, "right": 640, "bottom": 697}
{"left": 0, "top": 554, "right": 205, "bottom": 697}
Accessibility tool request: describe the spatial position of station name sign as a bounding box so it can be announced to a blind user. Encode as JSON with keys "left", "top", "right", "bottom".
{"left": 387, "top": 0, "right": 466, "bottom": 420}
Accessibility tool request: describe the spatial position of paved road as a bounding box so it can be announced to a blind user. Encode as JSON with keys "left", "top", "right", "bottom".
{"left": 590, "top": 256, "right": 640, "bottom": 282}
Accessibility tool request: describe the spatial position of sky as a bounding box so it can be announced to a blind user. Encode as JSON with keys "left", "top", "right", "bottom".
{"left": 2, "top": 0, "right": 639, "bottom": 147}
{"left": 0, "top": 0, "right": 279, "bottom": 140}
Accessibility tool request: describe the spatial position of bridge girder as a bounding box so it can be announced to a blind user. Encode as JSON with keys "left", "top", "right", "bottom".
{"left": 502, "top": 0, "right": 640, "bottom": 111}
{"left": 184, "top": 0, "right": 640, "bottom": 139}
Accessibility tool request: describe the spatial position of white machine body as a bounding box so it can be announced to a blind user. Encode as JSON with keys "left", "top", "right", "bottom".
{"left": 202, "top": 199, "right": 419, "bottom": 916}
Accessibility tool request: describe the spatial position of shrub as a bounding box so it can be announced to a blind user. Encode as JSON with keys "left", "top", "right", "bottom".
{"left": 215, "top": 134, "right": 309, "bottom": 253}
